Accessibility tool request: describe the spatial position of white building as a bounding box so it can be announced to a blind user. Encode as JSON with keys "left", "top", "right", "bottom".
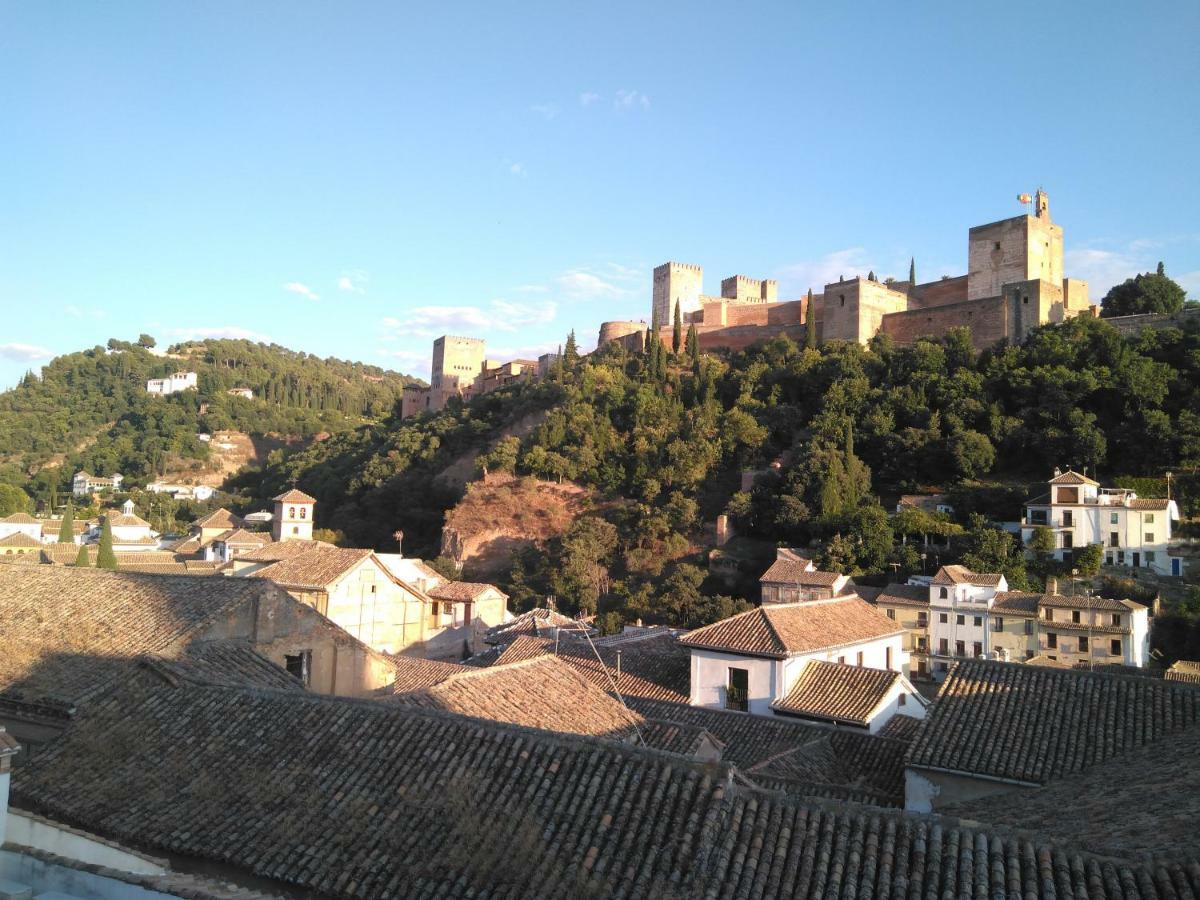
{"left": 272, "top": 488, "right": 316, "bottom": 542}
{"left": 227, "top": 387, "right": 254, "bottom": 399}
{"left": 1022, "top": 468, "right": 1183, "bottom": 577}
{"left": 758, "top": 548, "right": 855, "bottom": 603}
{"left": 95, "top": 500, "right": 159, "bottom": 551}
{"left": 1038, "top": 593, "right": 1150, "bottom": 667}
{"left": 72, "top": 470, "right": 123, "bottom": 496}
{"left": 146, "top": 371, "right": 197, "bottom": 395}
{"left": 145, "top": 481, "right": 215, "bottom": 501}
{"left": 0, "top": 513, "right": 42, "bottom": 543}
{"left": 926, "top": 565, "right": 1009, "bottom": 678}
{"left": 679, "top": 596, "right": 925, "bottom": 733}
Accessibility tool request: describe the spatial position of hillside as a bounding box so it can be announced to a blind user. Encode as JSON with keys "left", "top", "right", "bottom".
{"left": 232, "top": 315, "right": 1200, "bottom": 629}
{"left": 0, "top": 336, "right": 419, "bottom": 499}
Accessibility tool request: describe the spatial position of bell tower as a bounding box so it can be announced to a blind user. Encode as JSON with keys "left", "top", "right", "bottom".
{"left": 272, "top": 488, "right": 316, "bottom": 542}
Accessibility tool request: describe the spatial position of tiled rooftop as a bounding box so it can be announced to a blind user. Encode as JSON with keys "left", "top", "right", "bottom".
{"left": 770, "top": 660, "right": 902, "bottom": 726}
{"left": 1167, "top": 660, "right": 1200, "bottom": 685}
{"left": 193, "top": 508, "right": 243, "bottom": 530}
{"left": 680, "top": 596, "right": 902, "bottom": 659}
{"left": 1049, "top": 469, "right": 1099, "bottom": 485}
{"left": 0, "top": 512, "right": 39, "bottom": 524}
{"left": 908, "top": 659, "right": 1200, "bottom": 784}
{"left": 428, "top": 580, "right": 505, "bottom": 601}
{"left": 0, "top": 566, "right": 284, "bottom": 705}
{"left": 16, "top": 675, "right": 1188, "bottom": 898}
{"left": 246, "top": 546, "right": 373, "bottom": 590}
{"left": 273, "top": 488, "right": 316, "bottom": 503}
{"left": 483, "top": 607, "right": 581, "bottom": 645}
{"left": 877, "top": 713, "right": 924, "bottom": 742}
{"left": 875, "top": 583, "right": 930, "bottom": 607}
{"left": 991, "top": 591, "right": 1042, "bottom": 616}
{"left": 0, "top": 531, "right": 41, "bottom": 547}
{"left": 387, "top": 654, "right": 474, "bottom": 693}
{"left": 759, "top": 556, "right": 814, "bottom": 583}
{"left": 931, "top": 565, "right": 1003, "bottom": 586}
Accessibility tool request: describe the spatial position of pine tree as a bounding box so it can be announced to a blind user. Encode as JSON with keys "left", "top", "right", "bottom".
{"left": 909, "top": 257, "right": 916, "bottom": 286}
{"left": 672, "top": 300, "right": 682, "bottom": 354}
{"left": 805, "top": 289, "right": 817, "bottom": 349}
{"left": 686, "top": 323, "right": 699, "bottom": 367}
{"left": 74, "top": 544, "right": 90, "bottom": 567}
{"left": 564, "top": 330, "right": 579, "bottom": 369}
{"left": 96, "top": 517, "right": 118, "bottom": 570}
{"left": 57, "top": 501, "right": 75, "bottom": 544}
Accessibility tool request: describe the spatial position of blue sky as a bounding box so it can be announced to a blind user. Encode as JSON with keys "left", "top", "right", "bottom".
{"left": 2, "top": 1, "right": 1198, "bottom": 390}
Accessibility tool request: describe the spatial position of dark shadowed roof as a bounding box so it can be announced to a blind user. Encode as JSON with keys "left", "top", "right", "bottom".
{"left": 680, "top": 597, "right": 902, "bottom": 659}
{"left": 992, "top": 591, "right": 1042, "bottom": 616}
{"left": 875, "top": 583, "right": 929, "bottom": 607}
{"left": 877, "top": 713, "right": 924, "bottom": 742}
{"left": 770, "top": 660, "right": 904, "bottom": 726}
{"left": 387, "top": 654, "right": 473, "bottom": 693}
{"left": 908, "top": 659, "right": 1200, "bottom": 785}
{"left": 14, "top": 675, "right": 1191, "bottom": 899}
{"left": 0, "top": 566, "right": 285, "bottom": 705}
{"left": 942, "top": 723, "right": 1200, "bottom": 862}
{"left": 146, "top": 642, "right": 305, "bottom": 693}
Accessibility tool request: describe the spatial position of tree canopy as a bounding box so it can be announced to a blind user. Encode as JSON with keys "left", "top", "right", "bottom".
{"left": 1101, "top": 264, "right": 1187, "bottom": 317}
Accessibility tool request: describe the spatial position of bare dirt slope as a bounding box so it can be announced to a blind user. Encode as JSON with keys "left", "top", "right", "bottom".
{"left": 161, "top": 431, "right": 310, "bottom": 487}
{"left": 440, "top": 473, "right": 596, "bottom": 580}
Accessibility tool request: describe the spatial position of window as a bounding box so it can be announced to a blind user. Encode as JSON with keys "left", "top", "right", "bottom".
{"left": 856, "top": 651, "right": 864, "bottom": 666}
{"left": 1044, "top": 608, "right": 1053, "bottom": 621}
{"left": 837, "top": 655, "right": 846, "bottom": 665}
{"left": 1072, "top": 610, "right": 1081, "bottom": 624}
{"left": 839, "top": 294, "right": 846, "bottom": 307}
{"left": 1110, "top": 613, "right": 1122, "bottom": 627}
{"left": 1047, "top": 633, "right": 1058, "bottom": 649}
{"left": 955, "top": 640, "right": 965, "bottom": 658}
{"left": 284, "top": 650, "right": 312, "bottom": 687}
{"left": 1025, "top": 620, "right": 1034, "bottom": 635}
{"left": 1146, "top": 551, "right": 1156, "bottom": 563}
{"left": 956, "top": 614, "right": 965, "bottom": 626}
{"left": 993, "top": 617, "right": 1004, "bottom": 632}
{"left": 1111, "top": 512, "right": 1119, "bottom": 525}
{"left": 292, "top": 526, "right": 299, "bottom": 535}
{"left": 1117, "top": 550, "right": 1125, "bottom": 564}
{"left": 917, "top": 637, "right": 928, "bottom": 652}
{"left": 886, "top": 608, "right": 896, "bottom": 620}
{"left": 939, "top": 613, "right": 948, "bottom": 624}
{"left": 1145, "top": 513, "right": 1155, "bottom": 524}
{"left": 1079, "top": 636, "right": 1089, "bottom": 652}
{"left": 993, "top": 241, "right": 1001, "bottom": 250}
{"left": 1062, "top": 532, "right": 1073, "bottom": 549}
{"left": 917, "top": 613, "right": 928, "bottom": 628}
{"left": 973, "top": 642, "right": 983, "bottom": 658}
{"left": 300, "top": 507, "right": 307, "bottom": 519}
{"left": 289, "top": 506, "right": 296, "bottom": 518}
{"left": 726, "top": 668, "right": 749, "bottom": 712}
{"left": 974, "top": 616, "right": 983, "bottom": 628}
{"left": 898, "top": 693, "right": 907, "bottom": 707}
{"left": 939, "top": 587, "right": 948, "bottom": 599}
{"left": 1145, "top": 533, "right": 1154, "bottom": 544}
{"left": 1111, "top": 639, "right": 1122, "bottom": 656}
{"left": 1023, "top": 295, "right": 1029, "bottom": 305}
{"left": 1110, "top": 533, "right": 1120, "bottom": 548}
{"left": 1063, "top": 511, "right": 1073, "bottom": 527}
{"left": 1030, "top": 509, "right": 1047, "bottom": 525}
{"left": 938, "top": 639, "right": 949, "bottom": 655}
{"left": 886, "top": 646, "right": 893, "bottom": 670}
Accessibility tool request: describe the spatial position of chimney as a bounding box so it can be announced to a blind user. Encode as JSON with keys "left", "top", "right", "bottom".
{"left": 1046, "top": 576, "right": 1059, "bottom": 596}
{"left": 615, "top": 650, "right": 622, "bottom": 679}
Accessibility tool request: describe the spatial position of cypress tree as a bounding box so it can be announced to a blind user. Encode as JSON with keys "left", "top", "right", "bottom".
{"left": 672, "top": 300, "right": 682, "bottom": 354}
{"left": 868, "top": 270, "right": 876, "bottom": 282}
{"left": 1157, "top": 261, "right": 1165, "bottom": 276}
{"left": 564, "top": 330, "right": 579, "bottom": 368}
{"left": 908, "top": 257, "right": 916, "bottom": 286}
{"left": 57, "top": 501, "right": 75, "bottom": 544}
{"left": 686, "top": 323, "right": 699, "bottom": 366}
{"left": 805, "top": 289, "right": 817, "bottom": 349}
{"left": 96, "top": 517, "right": 118, "bottom": 570}
{"left": 74, "top": 544, "right": 90, "bottom": 567}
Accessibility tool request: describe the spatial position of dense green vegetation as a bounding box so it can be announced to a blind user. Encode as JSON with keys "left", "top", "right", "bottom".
{"left": 1099, "top": 262, "right": 1193, "bottom": 317}
{"left": 0, "top": 338, "right": 419, "bottom": 510}
{"left": 228, "top": 314, "right": 1200, "bottom": 627}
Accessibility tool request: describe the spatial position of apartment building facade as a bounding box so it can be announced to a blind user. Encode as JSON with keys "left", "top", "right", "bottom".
{"left": 1021, "top": 469, "right": 1183, "bottom": 577}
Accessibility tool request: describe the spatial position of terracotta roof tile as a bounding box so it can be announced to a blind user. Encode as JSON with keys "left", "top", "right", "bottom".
{"left": 931, "top": 564, "right": 1003, "bottom": 586}
{"left": 492, "top": 634, "right": 556, "bottom": 666}
{"left": 1041, "top": 592, "right": 1142, "bottom": 612}
{"left": 554, "top": 631, "right": 691, "bottom": 703}
{"left": 0, "top": 532, "right": 41, "bottom": 547}
{"left": 483, "top": 607, "right": 581, "bottom": 644}
{"left": 12, "top": 675, "right": 1195, "bottom": 897}
{"left": 272, "top": 488, "right": 316, "bottom": 503}
{"left": 428, "top": 580, "right": 506, "bottom": 602}
{"left": 0, "top": 512, "right": 39, "bottom": 524}
{"left": 193, "top": 508, "right": 243, "bottom": 530}
{"left": 875, "top": 584, "right": 930, "bottom": 607}
{"left": 908, "top": 659, "right": 1200, "bottom": 784}
{"left": 212, "top": 528, "right": 271, "bottom": 545}
{"left": 877, "top": 713, "right": 924, "bottom": 742}
{"left": 1167, "top": 660, "right": 1200, "bottom": 685}
{"left": 680, "top": 596, "right": 903, "bottom": 659}
{"left": 1128, "top": 498, "right": 1171, "bottom": 510}
{"left": 769, "top": 660, "right": 902, "bottom": 726}
{"left": 246, "top": 546, "right": 373, "bottom": 590}
{"left": 105, "top": 512, "right": 153, "bottom": 528}
{"left": 1049, "top": 469, "right": 1099, "bottom": 485}
{"left": 759, "top": 556, "right": 814, "bottom": 583}
{"left": 991, "top": 591, "right": 1042, "bottom": 616}
{"left": 387, "top": 655, "right": 474, "bottom": 693}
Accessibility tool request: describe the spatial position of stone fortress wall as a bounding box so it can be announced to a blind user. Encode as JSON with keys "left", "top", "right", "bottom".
{"left": 616, "top": 190, "right": 1098, "bottom": 355}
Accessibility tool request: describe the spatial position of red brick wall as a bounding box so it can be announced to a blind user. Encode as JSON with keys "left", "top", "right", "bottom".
{"left": 881, "top": 296, "right": 1008, "bottom": 348}
{"left": 910, "top": 275, "right": 969, "bottom": 309}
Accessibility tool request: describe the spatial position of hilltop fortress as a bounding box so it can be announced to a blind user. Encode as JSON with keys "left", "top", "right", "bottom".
{"left": 603, "top": 189, "right": 1096, "bottom": 353}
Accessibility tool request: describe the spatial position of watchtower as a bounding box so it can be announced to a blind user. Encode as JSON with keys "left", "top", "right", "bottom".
{"left": 273, "top": 488, "right": 316, "bottom": 542}
{"left": 652, "top": 262, "right": 704, "bottom": 327}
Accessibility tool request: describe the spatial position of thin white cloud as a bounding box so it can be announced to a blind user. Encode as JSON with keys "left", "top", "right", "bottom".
{"left": 614, "top": 89, "right": 650, "bottom": 111}
{"left": 530, "top": 103, "right": 559, "bottom": 120}
{"left": 283, "top": 281, "right": 319, "bottom": 302}
{"left": 488, "top": 340, "right": 574, "bottom": 361}
{"left": 514, "top": 283, "right": 550, "bottom": 294}
{"left": 337, "top": 271, "right": 369, "bottom": 294}
{"left": 381, "top": 299, "right": 557, "bottom": 338}
{"left": 556, "top": 270, "right": 633, "bottom": 299}
{"left": 0, "top": 342, "right": 53, "bottom": 362}
{"left": 775, "top": 248, "right": 878, "bottom": 294}
{"left": 65, "top": 305, "right": 106, "bottom": 320}
{"left": 579, "top": 91, "right": 601, "bottom": 107}
{"left": 165, "top": 326, "right": 273, "bottom": 343}
{"left": 509, "top": 162, "right": 526, "bottom": 177}
{"left": 1176, "top": 270, "right": 1200, "bottom": 298}
{"left": 379, "top": 348, "right": 433, "bottom": 376}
